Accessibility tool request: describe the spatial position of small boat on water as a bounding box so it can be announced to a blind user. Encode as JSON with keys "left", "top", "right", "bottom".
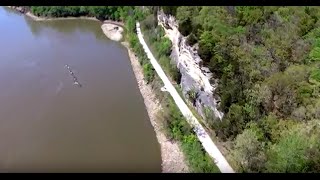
{"left": 65, "top": 64, "right": 82, "bottom": 87}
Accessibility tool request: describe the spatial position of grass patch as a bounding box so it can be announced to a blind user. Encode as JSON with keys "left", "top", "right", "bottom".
{"left": 181, "top": 133, "right": 221, "bottom": 173}
{"left": 161, "top": 95, "right": 220, "bottom": 173}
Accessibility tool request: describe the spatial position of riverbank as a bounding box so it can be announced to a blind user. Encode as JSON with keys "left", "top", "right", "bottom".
{"left": 9, "top": 6, "right": 189, "bottom": 172}
{"left": 122, "top": 42, "right": 189, "bottom": 173}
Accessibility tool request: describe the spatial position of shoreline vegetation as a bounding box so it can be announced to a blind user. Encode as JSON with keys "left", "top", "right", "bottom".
{"left": 8, "top": 6, "right": 191, "bottom": 172}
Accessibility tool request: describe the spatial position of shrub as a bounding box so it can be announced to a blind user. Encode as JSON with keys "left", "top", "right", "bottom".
{"left": 143, "top": 63, "right": 155, "bottom": 84}
{"left": 157, "top": 37, "right": 172, "bottom": 56}
{"left": 186, "top": 33, "right": 198, "bottom": 46}
{"left": 141, "top": 15, "right": 155, "bottom": 31}
{"left": 232, "top": 128, "right": 266, "bottom": 172}
{"left": 178, "top": 19, "right": 193, "bottom": 36}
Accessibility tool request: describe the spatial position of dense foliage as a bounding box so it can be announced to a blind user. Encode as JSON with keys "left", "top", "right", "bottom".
{"left": 161, "top": 6, "right": 320, "bottom": 172}
{"left": 29, "top": 6, "right": 143, "bottom": 21}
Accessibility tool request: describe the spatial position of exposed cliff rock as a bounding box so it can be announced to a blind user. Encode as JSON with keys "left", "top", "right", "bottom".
{"left": 158, "top": 11, "right": 223, "bottom": 120}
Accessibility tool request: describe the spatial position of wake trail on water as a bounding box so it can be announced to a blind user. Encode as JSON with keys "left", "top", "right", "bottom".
{"left": 65, "top": 64, "right": 82, "bottom": 88}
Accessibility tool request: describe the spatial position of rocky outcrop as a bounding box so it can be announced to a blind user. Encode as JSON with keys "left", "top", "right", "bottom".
{"left": 158, "top": 11, "right": 223, "bottom": 120}
{"left": 101, "top": 23, "right": 124, "bottom": 42}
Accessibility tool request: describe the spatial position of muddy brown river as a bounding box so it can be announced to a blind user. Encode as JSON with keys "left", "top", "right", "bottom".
{"left": 0, "top": 7, "right": 161, "bottom": 172}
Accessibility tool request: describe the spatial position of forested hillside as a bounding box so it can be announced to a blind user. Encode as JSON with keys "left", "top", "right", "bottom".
{"left": 17, "top": 6, "right": 320, "bottom": 172}
{"left": 161, "top": 6, "right": 320, "bottom": 172}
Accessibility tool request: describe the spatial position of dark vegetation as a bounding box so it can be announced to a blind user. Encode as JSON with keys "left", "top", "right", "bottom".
{"left": 29, "top": 6, "right": 142, "bottom": 22}
{"left": 160, "top": 6, "right": 320, "bottom": 172}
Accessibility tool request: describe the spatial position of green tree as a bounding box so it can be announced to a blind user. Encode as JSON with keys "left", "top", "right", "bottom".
{"left": 232, "top": 127, "right": 266, "bottom": 172}
{"left": 265, "top": 121, "right": 320, "bottom": 172}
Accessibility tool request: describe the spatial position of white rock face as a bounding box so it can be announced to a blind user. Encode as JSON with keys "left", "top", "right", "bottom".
{"left": 158, "top": 11, "right": 224, "bottom": 120}
{"left": 101, "top": 23, "right": 123, "bottom": 42}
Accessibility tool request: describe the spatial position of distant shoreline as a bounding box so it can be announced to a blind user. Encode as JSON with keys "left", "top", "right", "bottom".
{"left": 7, "top": 6, "right": 125, "bottom": 41}
{"left": 8, "top": 6, "right": 101, "bottom": 22}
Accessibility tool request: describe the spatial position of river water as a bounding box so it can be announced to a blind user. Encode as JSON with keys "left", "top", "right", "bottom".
{"left": 0, "top": 7, "right": 161, "bottom": 172}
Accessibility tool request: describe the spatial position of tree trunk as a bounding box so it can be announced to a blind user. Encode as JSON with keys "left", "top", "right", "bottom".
{"left": 153, "top": 6, "right": 159, "bottom": 28}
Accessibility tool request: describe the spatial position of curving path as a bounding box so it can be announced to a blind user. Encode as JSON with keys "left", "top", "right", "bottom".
{"left": 136, "top": 22, "right": 235, "bottom": 173}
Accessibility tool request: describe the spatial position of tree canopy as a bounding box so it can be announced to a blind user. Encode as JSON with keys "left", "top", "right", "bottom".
{"left": 161, "top": 6, "right": 320, "bottom": 172}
